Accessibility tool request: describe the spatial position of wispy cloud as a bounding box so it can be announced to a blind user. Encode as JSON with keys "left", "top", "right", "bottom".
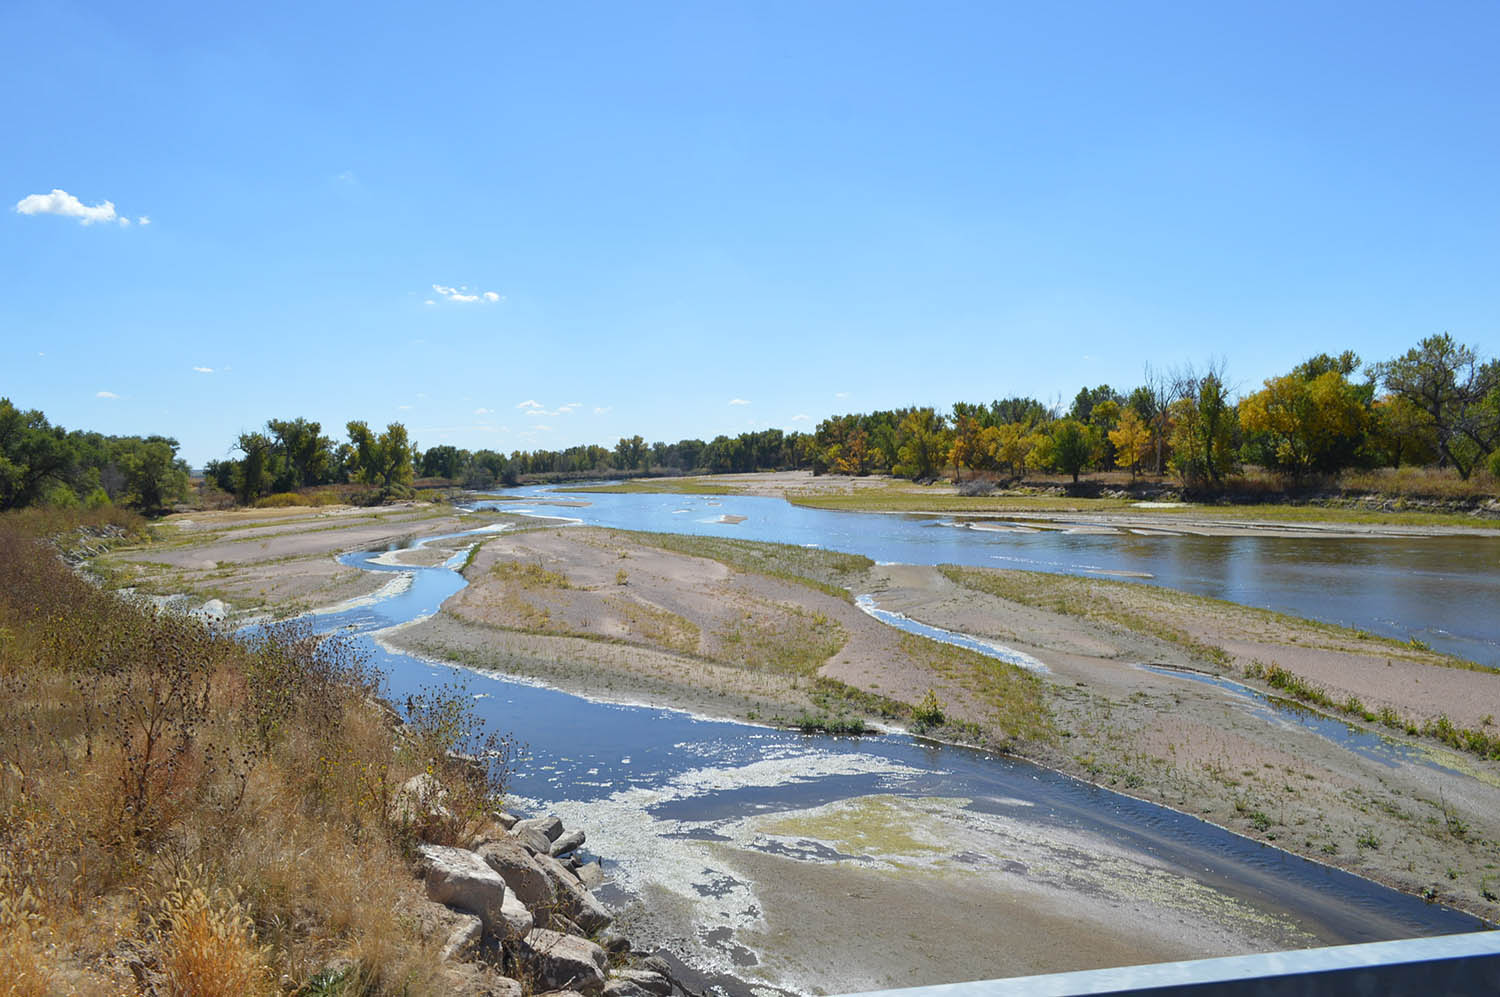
{"left": 791, "top": 413, "right": 810, "bottom": 421}
{"left": 593, "top": 406, "right": 612, "bottom": 415}
{"left": 835, "top": 391, "right": 849, "bottom": 399}
{"left": 516, "top": 399, "right": 542, "bottom": 410}
{"left": 728, "top": 398, "right": 750, "bottom": 406}
{"left": 15, "top": 188, "right": 142, "bottom": 226}
{"left": 96, "top": 390, "right": 120, "bottom": 399}
{"left": 474, "top": 407, "right": 493, "bottom": 415}
{"left": 431, "top": 283, "right": 504, "bottom": 304}
{"left": 192, "top": 366, "right": 213, "bottom": 374}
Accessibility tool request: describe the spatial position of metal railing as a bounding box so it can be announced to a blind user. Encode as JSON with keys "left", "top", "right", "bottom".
{"left": 837, "top": 929, "right": 1499, "bottom": 996}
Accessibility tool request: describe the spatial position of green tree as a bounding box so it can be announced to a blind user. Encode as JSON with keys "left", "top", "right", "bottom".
{"left": 1169, "top": 366, "right": 1236, "bottom": 487}
{"left": 1373, "top": 334, "right": 1500, "bottom": 478}
{"left": 1048, "top": 418, "right": 1097, "bottom": 484}
{"left": 234, "top": 431, "right": 277, "bottom": 503}
{"left": 0, "top": 399, "right": 74, "bottom": 511}
{"left": 614, "top": 435, "right": 647, "bottom": 472}
{"left": 114, "top": 436, "right": 190, "bottom": 512}
{"left": 267, "top": 417, "right": 333, "bottom": 490}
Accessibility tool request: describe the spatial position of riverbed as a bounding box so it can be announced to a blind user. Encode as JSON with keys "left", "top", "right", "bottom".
{"left": 285, "top": 516, "right": 1484, "bottom": 995}
{"left": 477, "top": 487, "right": 1500, "bottom": 668}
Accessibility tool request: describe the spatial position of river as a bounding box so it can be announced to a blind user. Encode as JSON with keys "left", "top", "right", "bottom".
{"left": 285, "top": 495, "right": 1488, "bottom": 995}
{"left": 479, "top": 486, "right": 1500, "bottom": 668}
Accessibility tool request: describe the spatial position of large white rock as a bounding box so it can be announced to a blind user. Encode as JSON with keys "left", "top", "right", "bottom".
{"left": 477, "top": 836, "right": 557, "bottom": 910}
{"left": 536, "top": 853, "right": 613, "bottom": 933}
{"left": 549, "top": 828, "right": 586, "bottom": 857}
{"left": 416, "top": 844, "right": 509, "bottom": 936}
{"left": 521, "top": 928, "right": 607, "bottom": 995}
{"left": 512, "top": 814, "right": 564, "bottom": 842}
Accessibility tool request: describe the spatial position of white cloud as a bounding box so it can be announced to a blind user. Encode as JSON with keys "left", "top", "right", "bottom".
{"left": 791, "top": 413, "right": 810, "bottom": 421}
{"left": 593, "top": 406, "right": 612, "bottom": 415}
{"left": 431, "top": 283, "right": 502, "bottom": 304}
{"left": 533, "top": 424, "right": 553, "bottom": 432}
{"left": 138, "top": 216, "right": 150, "bottom": 226}
{"left": 474, "top": 407, "right": 493, "bottom": 415}
{"left": 118, "top": 217, "right": 130, "bottom": 227}
{"left": 96, "top": 390, "right": 119, "bottom": 399}
{"left": 728, "top": 398, "right": 750, "bottom": 406}
{"left": 192, "top": 366, "right": 213, "bottom": 374}
{"left": 424, "top": 299, "right": 437, "bottom": 306}
{"left": 835, "top": 391, "right": 849, "bottom": 399}
{"left": 516, "top": 399, "right": 542, "bottom": 409}
{"left": 16, "top": 189, "right": 126, "bottom": 225}
{"left": 398, "top": 404, "right": 413, "bottom": 410}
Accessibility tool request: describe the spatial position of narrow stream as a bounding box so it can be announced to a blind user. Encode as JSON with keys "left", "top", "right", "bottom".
{"left": 278, "top": 521, "right": 1484, "bottom": 994}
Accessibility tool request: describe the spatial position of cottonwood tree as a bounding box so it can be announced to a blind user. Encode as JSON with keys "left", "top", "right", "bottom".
{"left": 1373, "top": 334, "right": 1500, "bottom": 479}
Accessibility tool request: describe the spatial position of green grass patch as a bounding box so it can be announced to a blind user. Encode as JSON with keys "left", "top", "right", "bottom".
{"left": 716, "top": 604, "right": 846, "bottom": 676}
{"left": 1244, "top": 660, "right": 1500, "bottom": 761}
{"left": 895, "top": 633, "right": 1052, "bottom": 741}
{"left": 490, "top": 559, "right": 572, "bottom": 589}
{"left": 627, "top": 530, "right": 871, "bottom": 602}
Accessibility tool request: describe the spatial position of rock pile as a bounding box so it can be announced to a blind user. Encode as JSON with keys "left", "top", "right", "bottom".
{"left": 400, "top": 777, "right": 676, "bottom": 997}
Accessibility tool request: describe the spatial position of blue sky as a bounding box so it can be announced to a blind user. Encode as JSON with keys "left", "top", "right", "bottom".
{"left": 5, "top": 1, "right": 1497, "bottom": 467}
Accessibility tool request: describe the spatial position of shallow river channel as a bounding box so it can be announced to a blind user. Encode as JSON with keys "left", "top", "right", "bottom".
{"left": 283, "top": 490, "right": 1491, "bottom": 995}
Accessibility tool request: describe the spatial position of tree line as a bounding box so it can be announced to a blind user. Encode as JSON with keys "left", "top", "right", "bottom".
{"left": 3, "top": 333, "right": 1496, "bottom": 515}
{"left": 0, "top": 399, "right": 191, "bottom": 512}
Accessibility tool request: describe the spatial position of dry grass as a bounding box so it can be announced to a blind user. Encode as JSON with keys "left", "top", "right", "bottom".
{"left": 0, "top": 511, "right": 508, "bottom": 994}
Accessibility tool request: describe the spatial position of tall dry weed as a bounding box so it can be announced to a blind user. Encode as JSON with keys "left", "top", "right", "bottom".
{"left": 152, "top": 878, "right": 273, "bottom": 997}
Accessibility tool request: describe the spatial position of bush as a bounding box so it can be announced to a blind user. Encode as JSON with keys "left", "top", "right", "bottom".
{"left": 913, "top": 688, "right": 945, "bottom": 728}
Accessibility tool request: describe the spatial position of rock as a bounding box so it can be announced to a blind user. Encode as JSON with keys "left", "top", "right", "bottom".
{"left": 439, "top": 913, "right": 483, "bottom": 962}
{"left": 513, "top": 815, "right": 564, "bottom": 842}
{"left": 603, "top": 965, "right": 669, "bottom": 989}
{"left": 477, "top": 836, "right": 557, "bottom": 911}
{"left": 599, "top": 931, "right": 630, "bottom": 955}
{"left": 536, "top": 853, "right": 613, "bottom": 933}
{"left": 576, "top": 860, "right": 606, "bottom": 891}
{"left": 639, "top": 956, "right": 672, "bottom": 978}
{"left": 499, "top": 888, "right": 535, "bottom": 939}
{"left": 602, "top": 985, "right": 648, "bottom": 997}
{"left": 521, "top": 928, "right": 607, "bottom": 995}
{"left": 443, "top": 962, "right": 523, "bottom": 997}
{"left": 495, "top": 810, "right": 519, "bottom": 830}
{"left": 416, "top": 844, "right": 509, "bottom": 936}
{"left": 511, "top": 825, "right": 553, "bottom": 855}
{"left": 395, "top": 773, "right": 453, "bottom": 839}
{"left": 549, "top": 829, "right": 586, "bottom": 858}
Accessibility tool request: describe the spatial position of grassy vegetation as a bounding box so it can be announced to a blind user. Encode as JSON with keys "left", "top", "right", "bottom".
{"left": 1244, "top": 660, "right": 1500, "bottom": 760}
{"left": 936, "top": 563, "right": 1491, "bottom": 673}
{"left": 604, "top": 595, "right": 701, "bottom": 656}
{"left": 716, "top": 605, "right": 846, "bottom": 677}
{"left": 490, "top": 559, "right": 572, "bottom": 589}
{"left": 0, "top": 512, "right": 512, "bottom": 995}
{"left": 895, "top": 634, "right": 1052, "bottom": 742}
{"left": 627, "top": 531, "right": 872, "bottom": 602}
{"left": 936, "top": 564, "right": 1233, "bottom": 667}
